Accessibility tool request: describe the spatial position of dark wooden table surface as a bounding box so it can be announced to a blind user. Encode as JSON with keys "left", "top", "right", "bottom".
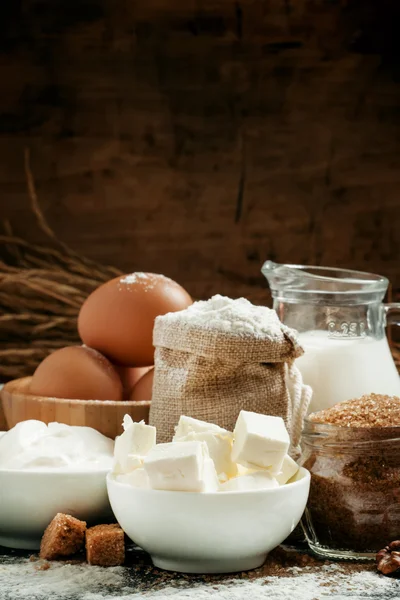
{"left": 1, "top": 543, "right": 400, "bottom": 600}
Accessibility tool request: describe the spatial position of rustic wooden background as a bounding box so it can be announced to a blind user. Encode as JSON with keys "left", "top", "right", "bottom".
{"left": 1, "top": 0, "right": 400, "bottom": 304}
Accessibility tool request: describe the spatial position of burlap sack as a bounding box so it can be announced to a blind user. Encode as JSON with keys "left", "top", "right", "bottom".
{"left": 149, "top": 315, "right": 311, "bottom": 456}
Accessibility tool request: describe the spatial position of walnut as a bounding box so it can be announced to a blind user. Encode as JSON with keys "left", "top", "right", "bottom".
{"left": 376, "top": 541, "right": 400, "bottom": 575}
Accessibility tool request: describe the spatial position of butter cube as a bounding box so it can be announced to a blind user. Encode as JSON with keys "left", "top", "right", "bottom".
{"left": 121, "top": 454, "right": 144, "bottom": 472}
{"left": 173, "top": 416, "right": 236, "bottom": 481}
{"left": 202, "top": 457, "right": 220, "bottom": 492}
{"left": 144, "top": 441, "right": 218, "bottom": 492}
{"left": 114, "top": 418, "right": 156, "bottom": 474}
{"left": 122, "top": 414, "right": 133, "bottom": 431}
{"left": 116, "top": 467, "right": 150, "bottom": 489}
{"left": 219, "top": 470, "right": 279, "bottom": 492}
{"left": 173, "top": 430, "right": 237, "bottom": 481}
{"left": 174, "top": 415, "right": 229, "bottom": 439}
{"left": 275, "top": 455, "right": 299, "bottom": 485}
{"left": 236, "top": 463, "right": 256, "bottom": 477}
{"left": 232, "top": 411, "right": 290, "bottom": 473}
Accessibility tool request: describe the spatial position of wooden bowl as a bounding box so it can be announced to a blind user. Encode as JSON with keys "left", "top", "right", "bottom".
{"left": 0, "top": 377, "right": 151, "bottom": 440}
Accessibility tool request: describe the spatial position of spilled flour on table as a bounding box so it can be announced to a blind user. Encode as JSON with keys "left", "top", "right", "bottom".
{"left": 0, "top": 560, "right": 126, "bottom": 599}
{"left": 1, "top": 560, "right": 400, "bottom": 600}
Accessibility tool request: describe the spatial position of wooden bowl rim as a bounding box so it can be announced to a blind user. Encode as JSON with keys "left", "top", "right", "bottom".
{"left": 1, "top": 377, "right": 152, "bottom": 408}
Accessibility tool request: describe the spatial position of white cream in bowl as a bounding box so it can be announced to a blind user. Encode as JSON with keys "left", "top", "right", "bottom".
{"left": 0, "top": 420, "right": 114, "bottom": 471}
{"left": 0, "top": 420, "right": 114, "bottom": 550}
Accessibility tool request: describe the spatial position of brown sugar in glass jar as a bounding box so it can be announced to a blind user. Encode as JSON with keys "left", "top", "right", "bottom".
{"left": 299, "top": 394, "right": 400, "bottom": 560}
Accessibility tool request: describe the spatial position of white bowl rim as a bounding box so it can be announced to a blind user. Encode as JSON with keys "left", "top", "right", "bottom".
{"left": 107, "top": 466, "right": 310, "bottom": 497}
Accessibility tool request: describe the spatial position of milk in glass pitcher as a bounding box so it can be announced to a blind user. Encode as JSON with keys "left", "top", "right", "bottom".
{"left": 262, "top": 262, "right": 400, "bottom": 414}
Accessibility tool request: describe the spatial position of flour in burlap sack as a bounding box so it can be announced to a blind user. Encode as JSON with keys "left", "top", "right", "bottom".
{"left": 149, "top": 296, "right": 311, "bottom": 456}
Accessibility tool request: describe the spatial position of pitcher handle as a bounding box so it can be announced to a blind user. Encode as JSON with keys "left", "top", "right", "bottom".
{"left": 384, "top": 304, "right": 400, "bottom": 326}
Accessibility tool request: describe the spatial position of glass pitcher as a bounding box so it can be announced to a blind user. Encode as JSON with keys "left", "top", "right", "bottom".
{"left": 261, "top": 261, "right": 400, "bottom": 414}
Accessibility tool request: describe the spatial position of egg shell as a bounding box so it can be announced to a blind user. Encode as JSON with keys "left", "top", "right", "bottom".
{"left": 30, "top": 345, "right": 123, "bottom": 401}
{"left": 78, "top": 272, "right": 192, "bottom": 366}
{"left": 129, "top": 368, "right": 154, "bottom": 401}
{"left": 115, "top": 365, "right": 153, "bottom": 399}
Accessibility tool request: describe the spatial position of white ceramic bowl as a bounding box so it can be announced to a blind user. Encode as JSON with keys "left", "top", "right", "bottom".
{"left": 107, "top": 467, "right": 310, "bottom": 574}
{"left": 0, "top": 467, "right": 113, "bottom": 550}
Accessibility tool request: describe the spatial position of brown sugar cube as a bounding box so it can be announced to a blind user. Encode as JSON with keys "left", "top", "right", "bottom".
{"left": 40, "top": 513, "right": 86, "bottom": 560}
{"left": 86, "top": 524, "right": 125, "bottom": 566}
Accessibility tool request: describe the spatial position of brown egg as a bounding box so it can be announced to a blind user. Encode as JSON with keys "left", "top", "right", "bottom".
{"left": 78, "top": 273, "right": 192, "bottom": 367}
{"left": 30, "top": 345, "right": 123, "bottom": 401}
{"left": 129, "top": 368, "right": 154, "bottom": 401}
{"left": 115, "top": 365, "right": 153, "bottom": 399}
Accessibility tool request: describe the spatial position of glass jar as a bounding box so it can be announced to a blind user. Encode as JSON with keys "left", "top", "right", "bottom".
{"left": 261, "top": 262, "right": 400, "bottom": 414}
{"left": 299, "top": 418, "right": 400, "bottom": 560}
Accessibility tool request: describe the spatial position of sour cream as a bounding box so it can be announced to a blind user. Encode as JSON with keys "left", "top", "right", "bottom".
{"left": 0, "top": 420, "right": 114, "bottom": 470}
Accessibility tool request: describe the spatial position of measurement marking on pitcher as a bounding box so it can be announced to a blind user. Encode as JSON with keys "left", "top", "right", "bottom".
{"left": 328, "top": 321, "right": 366, "bottom": 339}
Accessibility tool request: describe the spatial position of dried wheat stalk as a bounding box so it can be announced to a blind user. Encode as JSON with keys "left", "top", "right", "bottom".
{"left": 0, "top": 149, "right": 122, "bottom": 381}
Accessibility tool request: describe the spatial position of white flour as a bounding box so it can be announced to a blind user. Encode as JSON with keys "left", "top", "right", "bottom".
{"left": 120, "top": 273, "right": 151, "bottom": 284}
{"left": 0, "top": 560, "right": 126, "bottom": 599}
{"left": 1, "top": 559, "right": 398, "bottom": 600}
{"left": 124, "top": 567, "right": 398, "bottom": 600}
{"left": 119, "top": 273, "right": 173, "bottom": 291}
{"left": 161, "top": 295, "right": 283, "bottom": 338}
